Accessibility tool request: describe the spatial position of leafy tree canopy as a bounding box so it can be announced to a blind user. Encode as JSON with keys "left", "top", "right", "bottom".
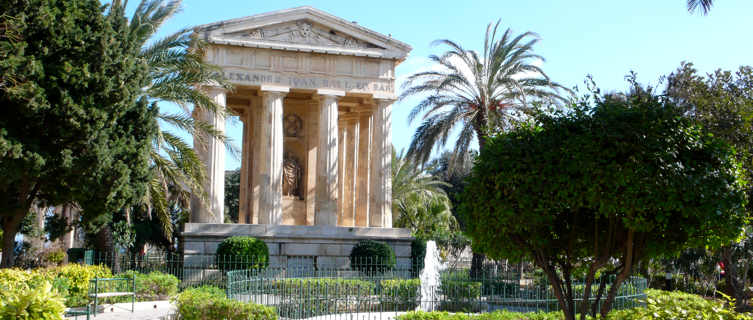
{"left": 460, "top": 83, "right": 747, "bottom": 319}
{"left": 0, "top": 0, "right": 157, "bottom": 266}
{"left": 664, "top": 62, "right": 753, "bottom": 309}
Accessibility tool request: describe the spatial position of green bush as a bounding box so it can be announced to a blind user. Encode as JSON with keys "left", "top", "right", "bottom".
{"left": 174, "top": 286, "right": 276, "bottom": 320}
{"left": 271, "top": 278, "right": 375, "bottom": 296}
{"left": 349, "top": 240, "right": 396, "bottom": 275}
{"left": 43, "top": 264, "right": 112, "bottom": 307}
{"left": 397, "top": 311, "right": 563, "bottom": 320}
{"left": 0, "top": 281, "right": 66, "bottom": 320}
{"left": 118, "top": 271, "right": 180, "bottom": 300}
{"left": 607, "top": 289, "right": 753, "bottom": 320}
{"left": 44, "top": 249, "right": 66, "bottom": 266}
{"left": 411, "top": 239, "right": 427, "bottom": 277}
{"left": 381, "top": 279, "right": 420, "bottom": 311}
{"left": 215, "top": 236, "right": 269, "bottom": 272}
{"left": 438, "top": 280, "right": 482, "bottom": 312}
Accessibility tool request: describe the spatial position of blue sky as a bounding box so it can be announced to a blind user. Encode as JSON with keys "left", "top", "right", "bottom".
{"left": 149, "top": 0, "right": 753, "bottom": 170}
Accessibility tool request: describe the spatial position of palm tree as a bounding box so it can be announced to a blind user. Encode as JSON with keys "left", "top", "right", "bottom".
{"left": 391, "top": 148, "right": 456, "bottom": 239}
{"left": 400, "top": 20, "right": 570, "bottom": 168}
{"left": 687, "top": 0, "right": 714, "bottom": 14}
{"left": 400, "top": 20, "right": 570, "bottom": 275}
{"left": 96, "top": 0, "right": 233, "bottom": 253}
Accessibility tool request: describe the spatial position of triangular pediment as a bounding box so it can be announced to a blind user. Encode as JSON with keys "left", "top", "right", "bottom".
{"left": 194, "top": 6, "right": 411, "bottom": 60}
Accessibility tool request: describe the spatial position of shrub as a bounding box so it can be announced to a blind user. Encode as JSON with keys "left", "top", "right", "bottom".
{"left": 43, "top": 264, "right": 112, "bottom": 307}
{"left": 411, "top": 239, "right": 427, "bottom": 277}
{"left": 350, "top": 240, "right": 396, "bottom": 275}
{"left": 118, "top": 271, "right": 180, "bottom": 300}
{"left": 438, "top": 280, "right": 482, "bottom": 312}
{"left": 271, "top": 278, "right": 375, "bottom": 296}
{"left": 397, "top": 311, "right": 563, "bottom": 320}
{"left": 43, "top": 249, "right": 66, "bottom": 266}
{"left": 174, "top": 286, "right": 276, "bottom": 320}
{"left": 215, "top": 236, "right": 269, "bottom": 272}
{"left": 0, "top": 281, "right": 66, "bottom": 320}
{"left": 381, "top": 279, "right": 420, "bottom": 310}
{"left": 607, "top": 289, "right": 753, "bottom": 320}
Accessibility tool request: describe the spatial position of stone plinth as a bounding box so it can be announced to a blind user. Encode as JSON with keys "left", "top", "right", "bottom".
{"left": 182, "top": 223, "right": 413, "bottom": 269}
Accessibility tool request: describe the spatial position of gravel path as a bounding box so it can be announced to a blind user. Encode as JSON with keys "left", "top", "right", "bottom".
{"left": 65, "top": 301, "right": 175, "bottom": 320}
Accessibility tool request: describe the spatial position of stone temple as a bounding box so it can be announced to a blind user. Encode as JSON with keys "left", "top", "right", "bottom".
{"left": 183, "top": 6, "right": 413, "bottom": 269}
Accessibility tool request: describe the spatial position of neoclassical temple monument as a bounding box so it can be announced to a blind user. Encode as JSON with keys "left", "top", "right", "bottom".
{"left": 183, "top": 7, "right": 413, "bottom": 268}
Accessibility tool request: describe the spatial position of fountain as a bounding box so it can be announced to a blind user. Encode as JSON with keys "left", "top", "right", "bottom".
{"left": 418, "top": 240, "right": 442, "bottom": 312}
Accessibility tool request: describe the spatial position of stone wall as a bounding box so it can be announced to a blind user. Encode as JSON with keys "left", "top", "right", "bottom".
{"left": 182, "top": 223, "right": 413, "bottom": 278}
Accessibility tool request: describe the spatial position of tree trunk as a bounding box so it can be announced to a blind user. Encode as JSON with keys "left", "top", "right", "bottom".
{"left": 1, "top": 209, "right": 27, "bottom": 268}
{"left": 470, "top": 252, "right": 486, "bottom": 279}
{"left": 94, "top": 224, "right": 119, "bottom": 271}
{"left": 720, "top": 249, "right": 746, "bottom": 312}
{"left": 29, "top": 203, "right": 45, "bottom": 253}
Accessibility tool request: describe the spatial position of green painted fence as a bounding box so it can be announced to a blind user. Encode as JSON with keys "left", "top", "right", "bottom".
{"left": 226, "top": 260, "right": 647, "bottom": 319}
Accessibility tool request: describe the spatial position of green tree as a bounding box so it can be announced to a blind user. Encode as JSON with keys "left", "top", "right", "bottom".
{"left": 400, "top": 20, "right": 570, "bottom": 166}
{"left": 0, "top": 0, "right": 157, "bottom": 267}
{"left": 124, "top": 0, "right": 232, "bottom": 243}
{"left": 665, "top": 62, "right": 753, "bottom": 309}
{"left": 460, "top": 85, "right": 747, "bottom": 320}
{"left": 392, "top": 149, "right": 455, "bottom": 239}
{"left": 400, "top": 20, "right": 570, "bottom": 275}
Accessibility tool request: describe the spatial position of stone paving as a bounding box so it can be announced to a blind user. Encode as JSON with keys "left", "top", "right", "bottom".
{"left": 65, "top": 301, "right": 174, "bottom": 320}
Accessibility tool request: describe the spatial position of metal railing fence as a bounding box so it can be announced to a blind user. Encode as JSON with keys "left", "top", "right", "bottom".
{"left": 226, "top": 259, "right": 647, "bottom": 318}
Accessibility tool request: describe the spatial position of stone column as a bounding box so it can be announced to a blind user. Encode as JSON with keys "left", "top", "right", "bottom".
{"left": 190, "top": 87, "right": 226, "bottom": 223}
{"left": 239, "top": 108, "right": 254, "bottom": 224}
{"left": 343, "top": 120, "right": 358, "bottom": 226}
{"left": 337, "top": 123, "right": 347, "bottom": 224}
{"left": 258, "top": 86, "right": 288, "bottom": 225}
{"left": 355, "top": 113, "right": 372, "bottom": 227}
{"left": 370, "top": 98, "right": 394, "bottom": 228}
{"left": 315, "top": 90, "right": 344, "bottom": 226}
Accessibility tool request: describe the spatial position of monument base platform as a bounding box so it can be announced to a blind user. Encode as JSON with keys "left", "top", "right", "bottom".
{"left": 182, "top": 223, "right": 414, "bottom": 269}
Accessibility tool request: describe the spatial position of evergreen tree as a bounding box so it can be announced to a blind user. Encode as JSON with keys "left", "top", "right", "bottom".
{"left": 0, "top": 0, "right": 157, "bottom": 267}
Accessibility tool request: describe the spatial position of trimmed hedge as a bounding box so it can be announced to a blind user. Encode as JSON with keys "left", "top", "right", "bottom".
{"left": 397, "top": 311, "right": 562, "bottom": 320}
{"left": 216, "top": 236, "right": 269, "bottom": 272}
{"left": 381, "top": 279, "right": 420, "bottom": 310}
{"left": 349, "top": 240, "right": 396, "bottom": 275}
{"left": 271, "top": 278, "right": 375, "bottom": 296}
{"left": 174, "top": 286, "right": 277, "bottom": 320}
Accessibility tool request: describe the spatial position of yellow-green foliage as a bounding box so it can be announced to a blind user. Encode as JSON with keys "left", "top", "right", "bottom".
{"left": 0, "top": 268, "right": 53, "bottom": 295}
{"left": 43, "top": 264, "right": 112, "bottom": 306}
{"left": 174, "top": 286, "right": 277, "bottom": 320}
{"left": 0, "top": 264, "right": 112, "bottom": 307}
{"left": 607, "top": 289, "right": 753, "bottom": 320}
{"left": 0, "top": 276, "right": 65, "bottom": 320}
